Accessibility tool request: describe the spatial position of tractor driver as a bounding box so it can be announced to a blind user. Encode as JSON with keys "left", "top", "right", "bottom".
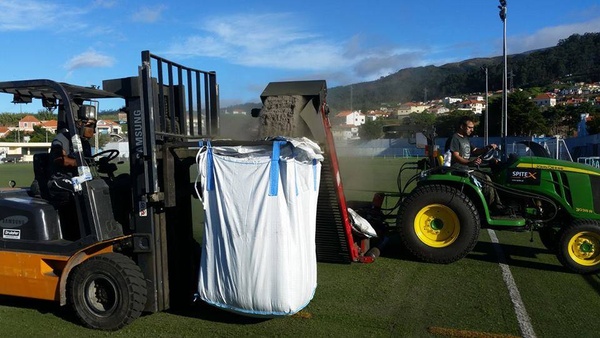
{"left": 446, "top": 116, "right": 505, "bottom": 213}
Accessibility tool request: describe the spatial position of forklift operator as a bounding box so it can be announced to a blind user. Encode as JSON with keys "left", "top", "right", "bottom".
{"left": 48, "top": 112, "right": 96, "bottom": 203}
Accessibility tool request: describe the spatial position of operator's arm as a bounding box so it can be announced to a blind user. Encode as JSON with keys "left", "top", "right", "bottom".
{"left": 451, "top": 150, "right": 478, "bottom": 166}
{"left": 53, "top": 148, "right": 77, "bottom": 167}
{"left": 50, "top": 134, "right": 77, "bottom": 168}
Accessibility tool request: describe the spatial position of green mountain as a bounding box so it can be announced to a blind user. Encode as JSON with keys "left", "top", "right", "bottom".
{"left": 326, "top": 32, "right": 600, "bottom": 113}
{"left": 223, "top": 33, "right": 600, "bottom": 115}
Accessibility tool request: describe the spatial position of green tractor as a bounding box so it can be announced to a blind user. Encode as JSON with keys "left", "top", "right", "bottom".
{"left": 374, "top": 130, "right": 600, "bottom": 274}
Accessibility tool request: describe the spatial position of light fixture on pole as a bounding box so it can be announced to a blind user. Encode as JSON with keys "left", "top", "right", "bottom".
{"left": 498, "top": 0, "right": 508, "bottom": 160}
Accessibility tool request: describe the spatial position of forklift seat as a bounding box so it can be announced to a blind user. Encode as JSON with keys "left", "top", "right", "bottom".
{"left": 31, "top": 153, "right": 52, "bottom": 200}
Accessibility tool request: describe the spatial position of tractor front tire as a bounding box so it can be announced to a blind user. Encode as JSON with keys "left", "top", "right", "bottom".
{"left": 397, "top": 184, "right": 480, "bottom": 263}
{"left": 557, "top": 220, "right": 600, "bottom": 274}
{"left": 67, "top": 253, "right": 147, "bottom": 331}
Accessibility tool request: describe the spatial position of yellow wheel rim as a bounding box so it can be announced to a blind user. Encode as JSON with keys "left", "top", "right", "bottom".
{"left": 413, "top": 204, "right": 460, "bottom": 248}
{"left": 567, "top": 231, "right": 600, "bottom": 267}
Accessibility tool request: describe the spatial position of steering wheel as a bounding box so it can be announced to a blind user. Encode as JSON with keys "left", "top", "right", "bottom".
{"left": 90, "top": 149, "right": 120, "bottom": 162}
{"left": 480, "top": 146, "right": 497, "bottom": 162}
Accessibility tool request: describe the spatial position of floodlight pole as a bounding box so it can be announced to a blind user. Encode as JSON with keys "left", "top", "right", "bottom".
{"left": 499, "top": 0, "right": 508, "bottom": 160}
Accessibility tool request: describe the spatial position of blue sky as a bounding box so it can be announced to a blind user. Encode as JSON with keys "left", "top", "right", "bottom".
{"left": 0, "top": 0, "right": 599, "bottom": 113}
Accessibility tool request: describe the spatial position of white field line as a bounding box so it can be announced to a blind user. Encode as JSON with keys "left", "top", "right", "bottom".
{"left": 487, "top": 229, "right": 537, "bottom": 338}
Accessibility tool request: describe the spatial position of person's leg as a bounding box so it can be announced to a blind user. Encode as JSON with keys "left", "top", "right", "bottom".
{"left": 472, "top": 171, "right": 500, "bottom": 207}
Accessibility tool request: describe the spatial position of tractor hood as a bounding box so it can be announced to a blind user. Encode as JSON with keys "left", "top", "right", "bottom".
{"left": 509, "top": 155, "right": 600, "bottom": 176}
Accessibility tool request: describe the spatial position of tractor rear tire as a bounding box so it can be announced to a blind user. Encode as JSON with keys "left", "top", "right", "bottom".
{"left": 67, "top": 253, "right": 147, "bottom": 331}
{"left": 397, "top": 184, "right": 480, "bottom": 263}
{"left": 556, "top": 220, "right": 600, "bottom": 274}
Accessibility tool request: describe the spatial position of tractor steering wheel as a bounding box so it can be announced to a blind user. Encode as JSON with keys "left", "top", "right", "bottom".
{"left": 475, "top": 146, "right": 501, "bottom": 170}
{"left": 480, "top": 146, "right": 497, "bottom": 162}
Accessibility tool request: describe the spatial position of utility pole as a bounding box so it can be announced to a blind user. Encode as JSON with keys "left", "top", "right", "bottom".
{"left": 509, "top": 69, "right": 515, "bottom": 92}
{"left": 499, "top": 0, "right": 508, "bottom": 160}
{"left": 350, "top": 85, "right": 353, "bottom": 112}
{"left": 481, "top": 66, "right": 489, "bottom": 145}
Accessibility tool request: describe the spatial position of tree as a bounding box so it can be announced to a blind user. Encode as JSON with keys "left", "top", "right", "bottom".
{"left": 0, "top": 130, "right": 18, "bottom": 142}
{"left": 404, "top": 111, "right": 436, "bottom": 128}
{"left": 505, "top": 91, "right": 547, "bottom": 136}
{"left": 485, "top": 92, "right": 547, "bottom": 137}
{"left": 359, "top": 119, "right": 385, "bottom": 140}
{"left": 561, "top": 104, "right": 586, "bottom": 137}
{"left": 29, "top": 125, "right": 54, "bottom": 142}
{"left": 587, "top": 112, "right": 600, "bottom": 134}
{"left": 435, "top": 110, "right": 477, "bottom": 138}
{"left": 542, "top": 105, "right": 566, "bottom": 136}
{"left": 0, "top": 113, "right": 25, "bottom": 126}
{"left": 36, "top": 109, "right": 56, "bottom": 121}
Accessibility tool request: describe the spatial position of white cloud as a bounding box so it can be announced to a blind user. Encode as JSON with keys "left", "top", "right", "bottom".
{"left": 508, "top": 17, "right": 600, "bottom": 53}
{"left": 167, "top": 13, "right": 355, "bottom": 72}
{"left": 64, "top": 50, "right": 115, "bottom": 71}
{"left": 132, "top": 5, "right": 166, "bottom": 23}
{"left": 0, "top": 0, "right": 99, "bottom": 33}
{"left": 0, "top": 1, "right": 57, "bottom": 31}
{"left": 92, "top": 0, "right": 116, "bottom": 8}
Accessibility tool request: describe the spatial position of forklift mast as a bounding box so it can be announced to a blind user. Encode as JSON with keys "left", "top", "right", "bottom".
{"left": 103, "top": 51, "right": 219, "bottom": 313}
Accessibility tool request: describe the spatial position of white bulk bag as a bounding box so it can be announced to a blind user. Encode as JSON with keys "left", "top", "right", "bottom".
{"left": 195, "top": 137, "right": 323, "bottom": 317}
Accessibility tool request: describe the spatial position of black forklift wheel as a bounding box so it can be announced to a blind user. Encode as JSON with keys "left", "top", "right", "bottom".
{"left": 67, "top": 253, "right": 147, "bottom": 331}
{"left": 557, "top": 220, "right": 600, "bottom": 274}
{"left": 397, "top": 184, "right": 480, "bottom": 264}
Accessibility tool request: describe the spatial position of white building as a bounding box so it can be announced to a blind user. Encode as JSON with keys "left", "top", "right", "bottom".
{"left": 443, "top": 97, "right": 462, "bottom": 105}
{"left": 457, "top": 99, "right": 486, "bottom": 114}
{"left": 335, "top": 110, "right": 366, "bottom": 126}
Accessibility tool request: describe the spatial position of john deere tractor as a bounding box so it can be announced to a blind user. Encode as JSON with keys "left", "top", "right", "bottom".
{"left": 379, "top": 130, "right": 600, "bottom": 274}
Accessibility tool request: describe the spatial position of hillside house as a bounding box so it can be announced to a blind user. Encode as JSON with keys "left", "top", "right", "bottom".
{"left": 533, "top": 93, "right": 557, "bottom": 108}
{"left": 335, "top": 110, "right": 366, "bottom": 126}
{"left": 0, "top": 126, "right": 9, "bottom": 138}
{"left": 97, "top": 120, "right": 123, "bottom": 135}
{"left": 443, "top": 97, "right": 462, "bottom": 105}
{"left": 117, "top": 112, "right": 127, "bottom": 123}
{"left": 396, "top": 102, "right": 430, "bottom": 117}
{"left": 40, "top": 120, "right": 58, "bottom": 133}
{"left": 429, "top": 106, "right": 450, "bottom": 115}
{"left": 18, "top": 115, "right": 41, "bottom": 132}
{"left": 457, "top": 99, "right": 485, "bottom": 114}
{"left": 366, "top": 110, "right": 388, "bottom": 121}
{"left": 563, "top": 97, "right": 585, "bottom": 106}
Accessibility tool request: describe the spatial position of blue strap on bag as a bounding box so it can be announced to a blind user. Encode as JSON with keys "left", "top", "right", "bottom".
{"left": 206, "top": 140, "right": 215, "bottom": 191}
{"left": 269, "top": 141, "right": 286, "bottom": 196}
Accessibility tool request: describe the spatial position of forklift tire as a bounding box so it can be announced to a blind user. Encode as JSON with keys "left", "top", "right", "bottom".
{"left": 67, "top": 253, "right": 147, "bottom": 331}
{"left": 538, "top": 226, "right": 559, "bottom": 252}
{"left": 557, "top": 220, "right": 600, "bottom": 274}
{"left": 397, "top": 184, "right": 480, "bottom": 264}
